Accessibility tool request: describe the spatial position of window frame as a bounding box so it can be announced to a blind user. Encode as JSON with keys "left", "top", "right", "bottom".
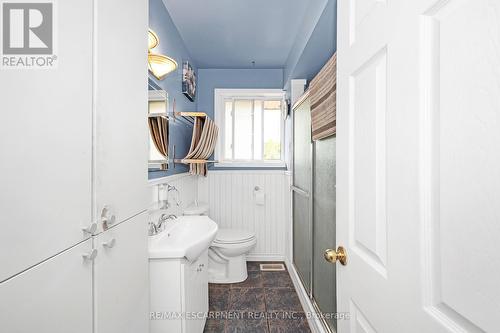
{"left": 214, "top": 88, "right": 286, "bottom": 168}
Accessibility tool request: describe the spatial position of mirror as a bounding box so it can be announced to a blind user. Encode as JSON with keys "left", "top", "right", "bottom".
{"left": 148, "top": 82, "right": 169, "bottom": 171}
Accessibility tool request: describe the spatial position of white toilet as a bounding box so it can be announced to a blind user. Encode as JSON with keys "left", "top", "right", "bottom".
{"left": 184, "top": 202, "right": 257, "bottom": 283}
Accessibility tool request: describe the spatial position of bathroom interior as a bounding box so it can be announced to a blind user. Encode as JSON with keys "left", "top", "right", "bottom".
{"left": 0, "top": 0, "right": 338, "bottom": 332}
{"left": 2, "top": 0, "right": 499, "bottom": 332}
{"left": 148, "top": 0, "right": 338, "bottom": 332}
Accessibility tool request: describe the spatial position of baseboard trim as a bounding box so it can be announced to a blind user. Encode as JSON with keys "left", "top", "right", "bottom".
{"left": 246, "top": 254, "right": 285, "bottom": 262}
{"left": 285, "top": 259, "right": 328, "bottom": 333}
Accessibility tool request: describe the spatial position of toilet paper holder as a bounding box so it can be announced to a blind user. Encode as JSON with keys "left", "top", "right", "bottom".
{"left": 253, "top": 186, "right": 265, "bottom": 206}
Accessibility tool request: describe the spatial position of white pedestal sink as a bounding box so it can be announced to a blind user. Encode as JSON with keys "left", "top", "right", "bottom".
{"left": 148, "top": 215, "right": 218, "bottom": 262}
{"left": 148, "top": 215, "right": 218, "bottom": 333}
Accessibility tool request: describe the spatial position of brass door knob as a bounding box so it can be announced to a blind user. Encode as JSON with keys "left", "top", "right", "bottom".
{"left": 324, "top": 246, "right": 347, "bottom": 265}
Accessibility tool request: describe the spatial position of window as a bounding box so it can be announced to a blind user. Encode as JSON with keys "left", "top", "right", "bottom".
{"left": 215, "top": 89, "right": 285, "bottom": 167}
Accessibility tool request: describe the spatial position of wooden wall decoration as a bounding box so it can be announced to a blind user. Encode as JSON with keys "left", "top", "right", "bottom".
{"left": 310, "top": 53, "right": 336, "bottom": 140}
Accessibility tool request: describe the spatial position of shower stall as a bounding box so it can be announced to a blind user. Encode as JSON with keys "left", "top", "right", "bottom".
{"left": 292, "top": 92, "right": 337, "bottom": 332}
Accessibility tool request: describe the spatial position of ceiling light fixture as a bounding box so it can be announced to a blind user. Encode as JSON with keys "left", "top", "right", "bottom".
{"left": 148, "top": 29, "right": 159, "bottom": 50}
{"left": 148, "top": 53, "right": 178, "bottom": 80}
{"left": 148, "top": 28, "right": 177, "bottom": 80}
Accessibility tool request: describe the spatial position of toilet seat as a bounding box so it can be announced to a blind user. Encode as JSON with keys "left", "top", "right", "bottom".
{"left": 213, "top": 228, "right": 256, "bottom": 245}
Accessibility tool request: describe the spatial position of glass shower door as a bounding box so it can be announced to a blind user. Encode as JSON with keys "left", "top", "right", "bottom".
{"left": 292, "top": 97, "right": 312, "bottom": 291}
{"left": 312, "top": 136, "right": 336, "bottom": 331}
{"left": 292, "top": 95, "right": 337, "bottom": 332}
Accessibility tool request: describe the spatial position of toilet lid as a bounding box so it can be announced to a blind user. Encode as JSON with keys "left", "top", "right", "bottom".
{"left": 213, "top": 229, "right": 255, "bottom": 244}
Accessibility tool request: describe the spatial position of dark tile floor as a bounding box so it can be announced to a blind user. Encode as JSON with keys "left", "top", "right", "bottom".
{"left": 204, "top": 262, "right": 311, "bottom": 333}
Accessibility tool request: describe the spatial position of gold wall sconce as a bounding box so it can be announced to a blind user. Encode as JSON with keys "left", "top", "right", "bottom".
{"left": 148, "top": 29, "right": 177, "bottom": 80}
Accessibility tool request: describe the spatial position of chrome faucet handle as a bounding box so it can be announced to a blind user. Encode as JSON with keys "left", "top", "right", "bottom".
{"left": 148, "top": 221, "right": 159, "bottom": 236}
{"left": 160, "top": 213, "right": 177, "bottom": 221}
{"left": 154, "top": 214, "right": 177, "bottom": 234}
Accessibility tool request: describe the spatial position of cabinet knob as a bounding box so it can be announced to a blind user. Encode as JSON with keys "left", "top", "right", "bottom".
{"left": 101, "top": 206, "right": 116, "bottom": 230}
{"left": 102, "top": 238, "right": 116, "bottom": 248}
{"left": 82, "top": 249, "right": 98, "bottom": 261}
{"left": 82, "top": 222, "right": 97, "bottom": 235}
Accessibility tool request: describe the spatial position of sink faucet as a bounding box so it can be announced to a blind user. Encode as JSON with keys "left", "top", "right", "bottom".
{"left": 158, "top": 213, "right": 177, "bottom": 229}
{"left": 148, "top": 222, "right": 159, "bottom": 236}
{"left": 148, "top": 213, "right": 177, "bottom": 236}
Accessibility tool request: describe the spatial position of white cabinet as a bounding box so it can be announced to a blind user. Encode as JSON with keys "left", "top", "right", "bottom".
{"left": 0, "top": 0, "right": 149, "bottom": 331}
{"left": 93, "top": 1, "right": 149, "bottom": 330}
{"left": 92, "top": 0, "right": 149, "bottom": 330}
{"left": 150, "top": 251, "right": 209, "bottom": 333}
{"left": 94, "top": 212, "right": 149, "bottom": 333}
{"left": 0, "top": 0, "right": 94, "bottom": 282}
{"left": 94, "top": 0, "right": 149, "bottom": 232}
{"left": 0, "top": 239, "right": 93, "bottom": 333}
{"left": 183, "top": 253, "right": 209, "bottom": 333}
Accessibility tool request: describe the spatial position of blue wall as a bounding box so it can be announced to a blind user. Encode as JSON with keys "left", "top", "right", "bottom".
{"left": 197, "top": 68, "right": 284, "bottom": 118}
{"left": 148, "top": 0, "right": 336, "bottom": 177}
{"left": 149, "top": 0, "right": 198, "bottom": 179}
{"left": 284, "top": 0, "right": 337, "bottom": 94}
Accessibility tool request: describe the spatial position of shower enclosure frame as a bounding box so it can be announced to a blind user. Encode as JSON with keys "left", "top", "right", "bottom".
{"left": 291, "top": 90, "right": 336, "bottom": 333}
{"left": 291, "top": 89, "right": 314, "bottom": 299}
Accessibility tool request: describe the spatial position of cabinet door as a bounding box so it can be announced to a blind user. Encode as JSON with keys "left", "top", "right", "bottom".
{"left": 94, "top": 0, "right": 149, "bottom": 231}
{"left": 183, "top": 252, "right": 208, "bottom": 333}
{"left": 0, "top": 239, "right": 93, "bottom": 333}
{"left": 94, "top": 212, "right": 149, "bottom": 333}
{"left": 0, "top": 0, "right": 93, "bottom": 282}
{"left": 149, "top": 259, "right": 183, "bottom": 333}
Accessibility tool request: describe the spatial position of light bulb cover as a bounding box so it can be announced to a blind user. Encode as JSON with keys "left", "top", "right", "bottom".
{"left": 148, "top": 29, "right": 159, "bottom": 50}
{"left": 148, "top": 53, "right": 178, "bottom": 80}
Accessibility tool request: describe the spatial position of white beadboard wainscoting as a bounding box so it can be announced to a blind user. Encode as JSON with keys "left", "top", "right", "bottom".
{"left": 197, "top": 170, "right": 291, "bottom": 261}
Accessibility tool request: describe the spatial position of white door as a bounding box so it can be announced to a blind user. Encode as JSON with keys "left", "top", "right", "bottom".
{"left": 94, "top": 212, "right": 149, "bottom": 333}
{"left": 94, "top": 0, "right": 149, "bottom": 231}
{"left": 0, "top": 0, "right": 94, "bottom": 282}
{"left": 0, "top": 239, "right": 93, "bottom": 333}
{"left": 336, "top": 0, "right": 500, "bottom": 332}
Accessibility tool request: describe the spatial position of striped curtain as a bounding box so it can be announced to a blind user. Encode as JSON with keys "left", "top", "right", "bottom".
{"left": 310, "top": 53, "right": 336, "bottom": 141}
{"left": 184, "top": 117, "right": 219, "bottom": 176}
{"left": 148, "top": 116, "right": 169, "bottom": 157}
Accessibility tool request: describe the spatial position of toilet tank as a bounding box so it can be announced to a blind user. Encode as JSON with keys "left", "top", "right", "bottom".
{"left": 183, "top": 202, "right": 209, "bottom": 216}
